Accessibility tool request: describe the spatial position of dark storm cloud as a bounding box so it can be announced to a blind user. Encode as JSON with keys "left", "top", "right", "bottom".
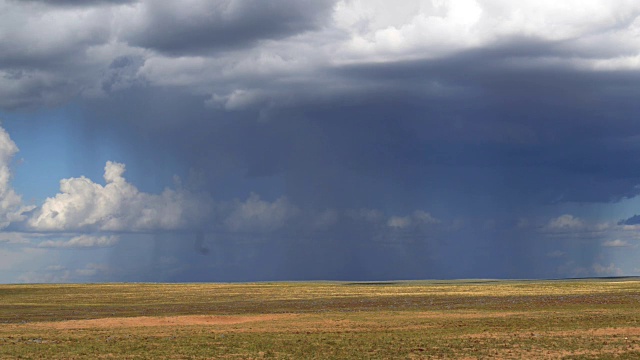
{"left": 0, "top": 4, "right": 111, "bottom": 68}
{"left": 125, "top": 0, "right": 337, "bottom": 55}
{"left": 618, "top": 215, "right": 640, "bottom": 226}
{"left": 314, "top": 44, "right": 640, "bottom": 204}
{"left": 62, "top": 32, "right": 640, "bottom": 218}
{"left": 14, "top": 0, "right": 136, "bottom": 6}
{"left": 83, "top": 50, "right": 640, "bottom": 210}
{"left": 0, "top": 70, "right": 79, "bottom": 109}
{"left": 101, "top": 56, "right": 146, "bottom": 93}
{"left": 0, "top": 0, "right": 122, "bottom": 108}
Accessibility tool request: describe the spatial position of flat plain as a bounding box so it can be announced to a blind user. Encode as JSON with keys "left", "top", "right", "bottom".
{"left": 1, "top": 279, "right": 639, "bottom": 359}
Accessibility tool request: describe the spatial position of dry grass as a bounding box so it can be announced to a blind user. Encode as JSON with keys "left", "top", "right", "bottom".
{"left": 1, "top": 279, "right": 639, "bottom": 359}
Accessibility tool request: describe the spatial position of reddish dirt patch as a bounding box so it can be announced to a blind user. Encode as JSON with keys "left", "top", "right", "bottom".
{"left": 413, "top": 311, "right": 524, "bottom": 319}
{"left": 554, "top": 327, "right": 640, "bottom": 337}
{"left": 19, "top": 314, "right": 297, "bottom": 330}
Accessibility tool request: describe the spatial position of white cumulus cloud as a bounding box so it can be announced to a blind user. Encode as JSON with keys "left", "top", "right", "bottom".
{"left": 224, "top": 193, "right": 299, "bottom": 233}
{"left": 387, "top": 210, "right": 440, "bottom": 229}
{"left": 0, "top": 126, "right": 35, "bottom": 228}
{"left": 28, "top": 161, "right": 212, "bottom": 232}
{"left": 545, "top": 214, "right": 586, "bottom": 232}
{"left": 592, "top": 262, "right": 623, "bottom": 277}
{"left": 602, "top": 239, "right": 631, "bottom": 248}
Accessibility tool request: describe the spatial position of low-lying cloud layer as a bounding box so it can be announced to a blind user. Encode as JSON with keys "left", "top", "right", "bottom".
{"left": 38, "top": 235, "right": 120, "bottom": 249}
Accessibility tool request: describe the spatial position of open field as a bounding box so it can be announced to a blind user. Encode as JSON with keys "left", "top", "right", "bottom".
{"left": 1, "top": 279, "right": 639, "bottom": 359}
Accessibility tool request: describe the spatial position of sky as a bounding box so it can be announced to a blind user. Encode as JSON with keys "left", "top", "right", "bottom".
{"left": 1, "top": 0, "right": 640, "bottom": 283}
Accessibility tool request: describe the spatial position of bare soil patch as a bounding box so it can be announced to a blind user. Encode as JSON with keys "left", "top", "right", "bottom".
{"left": 413, "top": 310, "right": 524, "bottom": 319}
{"left": 14, "top": 314, "right": 297, "bottom": 330}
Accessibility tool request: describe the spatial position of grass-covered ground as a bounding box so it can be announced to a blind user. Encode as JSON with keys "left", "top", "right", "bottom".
{"left": 1, "top": 279, "right": 639, "bottom": 359}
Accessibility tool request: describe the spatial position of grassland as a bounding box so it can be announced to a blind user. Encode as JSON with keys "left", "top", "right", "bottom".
{"left": 1, "top": 279, "right": 639, "bottom": 359}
